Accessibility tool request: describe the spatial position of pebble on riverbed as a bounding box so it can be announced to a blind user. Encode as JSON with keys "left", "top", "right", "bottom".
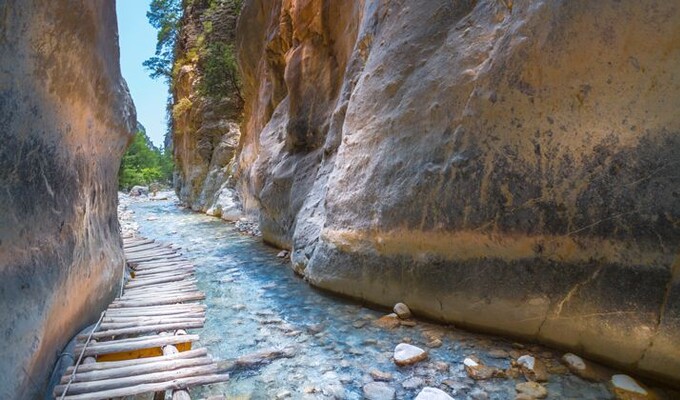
{"left": 394, "top": 343, "right": 428, "bottom": 366}
{"left": 374, "top": 313, "right": 401, "bottom": 329}
{"left": 277, "top": 249, "right": 289, "bottom": 258}
{"left": 516, "top": 381, "right": 548, "bottom": 399}
{"left": 463, "top": 356, "right": 502, "bottom": 380}
{"left": 610, "top": 374, "right": 651, "bottom": 400}
{"left": 393, "top": 302, "right": 412, "bottom": 319}
{"left": 363, "top": 381, "right": 396, "bottom": 400}
{"left": 369, "top": 369, "right": 393, "bottom": 381}
{"left": 561, "top": 353, "right": 609, "bottom": 382}
{"left": 516, "top": 355, "right": 549, "bottom": 382}
{"left": 401, "top": 376, "right": 424, "bottom": 390}
{"left": 414, "top": 387, "right": 455, "bottom": 399}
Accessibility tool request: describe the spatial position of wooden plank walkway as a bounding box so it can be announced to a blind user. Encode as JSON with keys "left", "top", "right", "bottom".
{"left": 54, "top": 235, "right": 228, "bottom": 400}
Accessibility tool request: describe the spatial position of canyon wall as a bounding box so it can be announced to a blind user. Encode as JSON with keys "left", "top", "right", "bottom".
{"left": 173, "top": 0, "right": 244, "bottom": 220}
{"left": 0, "top": 1, "right": 135, "bottom": 397}
{"left": 234, "top": 0, "right": 680, "bottom": 383}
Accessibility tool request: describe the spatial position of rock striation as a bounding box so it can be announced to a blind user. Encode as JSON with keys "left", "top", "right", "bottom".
{"left": 233, "top": 0, "right": 680, "bottom": 384}
{"left": 0, "top": 1, "right": 135, "bottom": 398}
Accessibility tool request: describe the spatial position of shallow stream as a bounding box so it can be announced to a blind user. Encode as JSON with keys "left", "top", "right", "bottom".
{"left": 128, "top": 197, "right": 615, "bottom": 400}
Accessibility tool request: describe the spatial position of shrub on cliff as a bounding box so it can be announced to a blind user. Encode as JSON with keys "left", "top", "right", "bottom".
{"left": 198, "top": 40, "right": 243, "bottom": 104}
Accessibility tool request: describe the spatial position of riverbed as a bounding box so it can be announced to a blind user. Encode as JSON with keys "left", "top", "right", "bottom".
{"left": 124, "top": 195, "right": 617, "bottom": 400}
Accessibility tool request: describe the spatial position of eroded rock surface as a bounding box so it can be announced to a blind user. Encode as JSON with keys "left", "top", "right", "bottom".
{"left": 0, "top": 1, "right": 135, "bottom": 397}
{"left": 234, "top": 0, "right": 680, "bottom": 383}
{"left": 172, "top": 0, "right": 244, "bottom": 220}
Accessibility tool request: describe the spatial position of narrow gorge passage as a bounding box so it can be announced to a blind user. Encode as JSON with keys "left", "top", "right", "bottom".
{"left": 121, "top": 194, "right": 633, "bottom": 400}
{"left": 2, "top": 0, "right": 680, "bottom": 399}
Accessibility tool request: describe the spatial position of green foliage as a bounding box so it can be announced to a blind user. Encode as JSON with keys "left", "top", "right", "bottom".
{"left": 198, "top": 41, "right": 243, "bottom": 102}
{"left": 144, "top": 0, "right": 183, "bottom": 81}
{"left": 119, "top": 131, "right": 174, "bottom": 190}
{"left": 172, "top": 97, "right": 193, "bottom": 119}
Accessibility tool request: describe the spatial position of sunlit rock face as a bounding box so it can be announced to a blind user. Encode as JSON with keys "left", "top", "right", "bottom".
{"left": 173, "top": 1, "right": 243, "bottom": 220}
{"left": 236, "top": 0, "right": 680, "bottom": 383}
{"left": 0, "top": 1, "right": 135, "bottom": 397}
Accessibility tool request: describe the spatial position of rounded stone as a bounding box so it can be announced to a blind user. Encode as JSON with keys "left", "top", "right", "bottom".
{"left": 610, "top": 374, "right": 649, "bottom": 400}
{"left": 374, "top": 313, "right": 401, "bottom": 329}
{"left": 414, "top": 387, "right": 455, "bottom": 400}
{"left": 515, "top": 381, "right": 548, "bottom": 399}
{"left": 394, "top": 343, "right": 428, "bottom": 366}
{"left": 561, "top": 353, "right": 609, "bottom": 382}
{"left": 393, "top": 302, "right": 412, "bottom": 319}
{"left": 517, "top": 354, "right": 549, "bottom": 382}
{"left": 562, "top": 353, "right": 586, "bottom": 371}
{"left": 369, "top": 369, "right": 393, "bottom": 381}
{"left": 363, "top": 382, "right": 396, "bottom": 400}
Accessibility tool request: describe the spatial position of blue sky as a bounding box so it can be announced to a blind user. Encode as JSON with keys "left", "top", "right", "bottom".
{"left": 116, "top": 0, "right": 169, "bottom": 148}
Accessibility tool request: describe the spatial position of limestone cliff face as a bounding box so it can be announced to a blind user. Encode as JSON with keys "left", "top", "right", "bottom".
{"left": 173, "top": 0, "right": 243, "bottom": 220}
{"left": 0, "top": 1, "right": 135, "bottom": 398}
{"left": 236, "top": 0, "right": 680, "bottom": 383}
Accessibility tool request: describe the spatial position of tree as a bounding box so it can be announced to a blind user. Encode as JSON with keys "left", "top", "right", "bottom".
{"left": 143, "top": 0, "right": 183, "bottom": 81}
{"left": 199, "top": 41, "right": 243, "bottom": 104}
{"left": 118, "top": 131, "right": 174, "bottom": 190}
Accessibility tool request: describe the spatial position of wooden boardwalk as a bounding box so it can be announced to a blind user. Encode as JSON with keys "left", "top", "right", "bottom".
{"left": 54, "top": 235, "right": 228, "bottom": 400}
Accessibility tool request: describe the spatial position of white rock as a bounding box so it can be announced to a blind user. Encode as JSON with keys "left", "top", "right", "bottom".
{"left": 394, "top": 343, "right": 428, "bottom": 366}
{"left": 562, "top": 353, "right": 586, "bottom": 371}
{"left": 517, "top": 354, "right": 549, "bottom": 381}
{"left": 611, "top": 374, "right": 647, "bottom": 395}
{"left": 414, "top": 387, "right": 455, "bottom": 400}
{"left": 463, "top": 357, "right": 479, "bottom": 367}
{"left": 393, "top": 302, "right": 412, "bottom": 319}
{"left": 129, "top": 185, "right": 149, "bottom": 196}
{"left": 517, "top": 355, "right": 536, "bottom": 370}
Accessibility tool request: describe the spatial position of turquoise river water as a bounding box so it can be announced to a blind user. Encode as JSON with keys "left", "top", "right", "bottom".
{"left": 128, "top": 197, "right": 618, "bottom": 400}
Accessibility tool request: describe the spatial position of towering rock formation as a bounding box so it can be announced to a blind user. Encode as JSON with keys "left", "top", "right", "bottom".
{"left": 234, "top": 0, "right": 680, "bottom": 384}
{"left": 0, "top": 1, "right": 135, "bottom": 397}
{"left": 172, "top": 0, "right": 244, "bottom": 219}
